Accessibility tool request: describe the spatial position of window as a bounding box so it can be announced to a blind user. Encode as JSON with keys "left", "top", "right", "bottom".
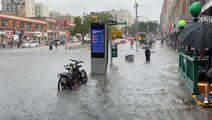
{"left": 1, "top": 19, "right": 8, "bottom": 28}
{"left": 35, "top": 24, "right": 39, "bottom": 30}
{"left": 20, "top": 22, "right": 25, "bottom": 29}
{"left": 13, "top": 21, "right": 16, "bottom": 28}
{"left": 27, "top": 23, "right": 32, "bottom": 30}
{"left": 40, "top": 25, "right": 44, "bottom": 30}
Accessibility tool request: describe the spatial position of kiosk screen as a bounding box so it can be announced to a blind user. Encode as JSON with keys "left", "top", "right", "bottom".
{"left": 91, "top": 23, "right": 105, "bottom": 58}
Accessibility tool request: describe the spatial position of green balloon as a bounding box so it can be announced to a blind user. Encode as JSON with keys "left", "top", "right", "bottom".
{"left": 189, "top": 2, "right": 202, "bottom": 17}
{"left": 178, "top": 20, "right": 186, "bottom": 28}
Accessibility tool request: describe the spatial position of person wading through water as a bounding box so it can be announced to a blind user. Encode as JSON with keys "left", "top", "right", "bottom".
{"left": 145, "top": 48, "right": 151, "bottom": 61}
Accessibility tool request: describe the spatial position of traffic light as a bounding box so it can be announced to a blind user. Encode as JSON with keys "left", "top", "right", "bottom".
{"left": 91, "top": 16, "right": 99, "bottom": 22}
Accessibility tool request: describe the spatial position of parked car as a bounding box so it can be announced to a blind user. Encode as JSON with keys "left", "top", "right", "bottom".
{"left": 21, "top": 41, "right": 39, "bottom": 48}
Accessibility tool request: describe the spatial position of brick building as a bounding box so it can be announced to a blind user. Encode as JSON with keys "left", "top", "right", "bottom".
{"left": 0, "top": 13, "right": 75, "bottom": 43}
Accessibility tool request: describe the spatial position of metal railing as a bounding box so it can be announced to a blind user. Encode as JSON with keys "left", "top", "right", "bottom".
{"left": 179, "top": 52, "right": 199, "bottom": 94}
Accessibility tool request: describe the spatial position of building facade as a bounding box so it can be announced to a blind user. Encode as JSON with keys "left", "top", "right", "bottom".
{"left": 49, "top": 11, "right": 60, "bottom": 19}
{"left": 56, "top": 14, "right": 75, "bottom": 24}
{"left": 0, "top": 13, "right": 75, "bottom": 43}
{"left": 160, "top": 0, "right": 207, "bottom": 49}
{"left": 35, "top": 3, "right": 49, "bottom": 18}
{"left": 160, "top": 0, "right": 172, "bottom": 40}
{"left": 1, "top": 0, "right": 35, "bottom": 17}
{"left": 105, "top": 9, "right": 133, "bottom": 29}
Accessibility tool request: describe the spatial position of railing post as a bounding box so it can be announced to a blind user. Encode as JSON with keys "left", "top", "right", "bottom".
{"left": 193, "top": 50, "right": 199, "bottom": 94}
{"left": 179, "top": 45, "right": 182, "bottom": 72}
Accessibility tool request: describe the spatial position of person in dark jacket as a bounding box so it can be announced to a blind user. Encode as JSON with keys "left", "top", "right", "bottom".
{"left": 54, "top": 41, "right": 58, "bottom": 50}
{"left": 145, "top": 48, "right": 151, "bottom": 61}
{"left": 130, "top": 39, "right": 134, "bottom": 48}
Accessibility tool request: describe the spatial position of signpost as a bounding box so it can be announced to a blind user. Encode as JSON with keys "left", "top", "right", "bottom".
{"left": 107, "top": 21, "right": 117, "bottom": 25}
{"left": 117, "top": 22, "right": 127, "bottom": 25}
{"left": 105, "top": 21, "right": 127, "bottom": 65}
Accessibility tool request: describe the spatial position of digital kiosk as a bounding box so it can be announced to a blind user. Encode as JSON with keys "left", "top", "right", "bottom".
{"left": 91, "top": 22, "right": 108, "bottom": 74}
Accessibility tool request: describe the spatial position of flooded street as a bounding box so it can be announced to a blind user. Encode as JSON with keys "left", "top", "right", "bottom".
{"left": 1, "top": 42, "right": 212, "bottom": 120}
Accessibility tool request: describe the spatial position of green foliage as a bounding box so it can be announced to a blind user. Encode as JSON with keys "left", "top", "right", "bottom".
{"left": 125, "top": 21, "right": 159, "bottom": 36}
{"left": 70, "top": 16, "right": 82, "bottom": 36}
{"left": 70, "top": 12, "right": 112, "bottom": 36}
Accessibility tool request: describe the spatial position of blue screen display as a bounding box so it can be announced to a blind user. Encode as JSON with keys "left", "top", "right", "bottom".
{"left": 91, "top": 29, "right": 105, "bottom": 53}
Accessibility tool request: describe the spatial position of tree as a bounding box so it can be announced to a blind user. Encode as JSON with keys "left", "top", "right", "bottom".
{"left": 70, "top": 12, "right": 112, "bottom": 39}
{"left": 70, "top": 16, "right": 82, "bottom": 36}
{"left": 125, "top": 21, "right": 159, "bottom": 36}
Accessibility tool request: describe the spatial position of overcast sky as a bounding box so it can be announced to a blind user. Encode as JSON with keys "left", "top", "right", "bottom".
{"left": 36, "top": 0, "right": 163, "bottom": 21}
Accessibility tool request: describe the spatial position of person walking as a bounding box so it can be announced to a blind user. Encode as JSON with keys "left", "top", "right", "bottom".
{"left": 130, "top": 39, "right": 134, "bottom": 48}
{"left": 55, "top": 41, "right": 58, "bottom": 51}
{"left": 145, "top": 48, "right": 151, "bottom": 61}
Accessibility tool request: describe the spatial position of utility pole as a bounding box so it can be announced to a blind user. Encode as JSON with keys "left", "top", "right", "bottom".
{"left": 134, "top": 0, "right": 139, "bottom": 52}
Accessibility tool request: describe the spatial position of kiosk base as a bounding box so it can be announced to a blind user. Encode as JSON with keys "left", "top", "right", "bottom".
{"left": 91, "top": 58, "right": 108, "bottom": 74}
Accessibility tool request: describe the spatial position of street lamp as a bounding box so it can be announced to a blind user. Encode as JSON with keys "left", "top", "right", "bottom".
{"left": 134, "top": 0, "right": 139, "bottom": 52}
{"left": 178, "top": 20, "right": 186, "bottom": 29}
{"left": 189, "top": 2, "right": 202, "bottom": 22}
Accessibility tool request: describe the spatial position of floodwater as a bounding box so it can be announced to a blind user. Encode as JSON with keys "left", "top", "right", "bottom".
{"left": 0, "top": 42, "right": 212, "bottom": 120}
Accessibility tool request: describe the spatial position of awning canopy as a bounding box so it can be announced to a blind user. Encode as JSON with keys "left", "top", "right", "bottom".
{"left": 201, "top": 0, "right": 212, "bottom": 16}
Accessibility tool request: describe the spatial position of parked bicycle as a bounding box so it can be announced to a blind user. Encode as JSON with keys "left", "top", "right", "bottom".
{"left": 57, "top": 59, "right": 88, "bottom": 90}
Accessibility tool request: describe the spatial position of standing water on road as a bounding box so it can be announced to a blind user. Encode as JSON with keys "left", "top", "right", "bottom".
{"left": 0, "top": 41, "right": 212, "bottom": 119}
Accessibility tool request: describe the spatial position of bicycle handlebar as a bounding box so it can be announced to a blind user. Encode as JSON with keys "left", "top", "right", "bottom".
{"left": 70, "top": 59, "right": 84, "bottom": 64}
{"left": 64, "top": 64, "right": 69, "bottom": 67}
{"left": 64, "top": 63, "right": 74, "bottom": 67}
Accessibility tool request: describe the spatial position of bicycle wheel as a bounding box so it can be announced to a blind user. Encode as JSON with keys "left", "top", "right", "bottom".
{"left": 80, "top": 69, "right": 88, "bottom": 83}
{"left": 68, "top": 75, "right": 75, "bottom": 89}
{"left": 58, "top": 76, "right": 68, "bottom": 90}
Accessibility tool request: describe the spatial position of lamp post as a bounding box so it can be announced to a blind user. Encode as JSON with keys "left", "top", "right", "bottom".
{"left": 178, "top": 20, "right": 186, "bottom": 30}
{"left": 189, "top": 2, "right": 203, "bottom": 22}
{"left": 188, "top": 2, "right": 202, "bottom": 61}
{"left": 134, "top": 0, "right": 139, "bottom": 52}
{"left": 177, "top": 19, "right": 186, "bottom": 51}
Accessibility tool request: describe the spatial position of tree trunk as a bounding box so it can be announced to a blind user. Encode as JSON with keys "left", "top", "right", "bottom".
{"left": 82, "top": 35, "right": 85, "bottom": 44}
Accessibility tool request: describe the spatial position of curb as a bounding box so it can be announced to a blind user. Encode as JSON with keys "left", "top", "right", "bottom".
{"left": 68, "top": 44, "right": 90, "bottom": 49}
{"left": 192, "top": 95, "right": 212, "bottom": 107}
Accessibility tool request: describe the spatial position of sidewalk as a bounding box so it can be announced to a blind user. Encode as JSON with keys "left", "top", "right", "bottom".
{"left": 0, "top": 41, "right": 90, "bottom": 53}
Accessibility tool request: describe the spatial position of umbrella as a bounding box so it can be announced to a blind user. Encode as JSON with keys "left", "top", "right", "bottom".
{"left": 53, "top": 39, "right": 60, "bottom": 42}
{"left": 177, "top": 21, "right": 212, "bottom": 50}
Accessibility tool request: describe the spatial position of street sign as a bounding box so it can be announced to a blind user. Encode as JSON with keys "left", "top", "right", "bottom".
{"left": 117, "top": 22, "right": 127, "bottom": 25}
{"left": 116, "top": 31, "right": 122, "bottom": 38}
{"left": 111, "top": 31, "right": 116, "bottom": 39}
{"left": 107, "top": 21, "right": 117, "bottom": 25}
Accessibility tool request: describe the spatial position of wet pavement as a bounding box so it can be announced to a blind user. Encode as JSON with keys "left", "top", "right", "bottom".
{"left": 1, "top": 41, "right": 212, "bottom": 120}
